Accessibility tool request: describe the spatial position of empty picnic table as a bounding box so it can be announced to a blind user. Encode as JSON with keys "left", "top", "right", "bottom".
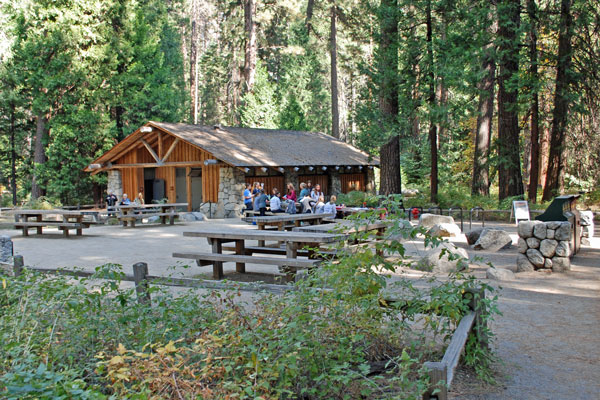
{"left": 9, "top": 209, "right": 91, "bottom": 237}
{"left": 242, "top": 213, "right": 336, "bottom": 246}
{"left": 173, "top": 227, "right": 345, "bottom": 281}
{"left": 116, "top": 203, "right": 187, "bottom": 227}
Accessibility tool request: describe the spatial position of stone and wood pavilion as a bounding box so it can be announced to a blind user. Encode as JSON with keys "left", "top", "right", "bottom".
{"left": 86, "top": 122, "right": 379, "bottom": 218}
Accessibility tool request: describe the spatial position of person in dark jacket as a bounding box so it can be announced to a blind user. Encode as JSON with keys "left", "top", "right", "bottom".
{"left": 255, "top": 189, "right": 268, "bottom": 216}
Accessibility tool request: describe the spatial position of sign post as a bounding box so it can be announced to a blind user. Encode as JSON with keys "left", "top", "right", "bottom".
{"left": 511, "top": 200, "right": 530, "bottom": 225}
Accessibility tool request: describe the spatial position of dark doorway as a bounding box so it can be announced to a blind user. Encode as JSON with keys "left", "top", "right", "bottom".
{"left": 144, "top": 168, "right": 156, "bottom": 203}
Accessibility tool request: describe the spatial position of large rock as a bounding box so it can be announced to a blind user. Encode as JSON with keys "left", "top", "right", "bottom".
{"left": 486, "top": 267, "right": 516, "bottom": 281}
{"left": 466, "top": 227, "right": 485, "bottom": 245}
{"left": 0, "top": 236, "right": 13, "bottom": 263}
{"left": 546, "top": 221, "right": 561, "bottom": 230}
{"left": 518, "top": 221, "right": 542, "bottom": 238}
{"left": 533, "top": 223, "right": 547, "bottom": 240}
{"left": 554, "top": 222, "right": 571, "bottom": 241}
{"left": 418, "top": 213, "right": 456, "bottom": 229}
{"left": 179, "top": 213, "right": 198, "bottom": 222}
{"left": 544, "top": 258, "right": 553, "bottom": 269}
{"left": 191, "top": 212, "right": 206, "bottom": 221}
{"left": 552, "top": 257, "right": 570, "bottom": 272}
{"left": 526, "top": 237, "right": 540, "bottom": 249}
{"left": 546, "top": 229, "right": 555, "bottom": 239}
{"left": 539, "top": 239, "right": 558, "bottom": 258}
{"left": 428, "top": 223, "right": 462, "bottom": 238}
{"left": 526, "top": 249, "right": 545, "bottom": 268}
{"left": 555, "top": 241, "right": 570, "bottom": 257}
{"left": 473, "top": 228, "right": 513, "bottom": 251}
{"left": 580, "top": 210, "right": 594, "bottom": 226}
{"left": 517, "top": 237, "right": 528, "bottom": 253}
{"left": 417, "top": 242, "right": 469, "bottom": 274}
{"left": 516, "top": 254, "right": 534, "bottom": 272}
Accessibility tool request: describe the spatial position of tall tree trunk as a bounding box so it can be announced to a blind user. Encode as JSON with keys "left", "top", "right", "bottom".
{"left": 10, "top": 103, "right": 17, "bottom": 205}
{"left": 380, "top": 136, "right": 402, "bottom": 195}
{"left": 306, "top": 0, "right": 315, "bottom": 37}
{"left": 542, "top": 0, "right": 573, "bottom": 201}
{"left": 377, "top": 0, "right": 400, "bottom": 195}
{"left": 426, "top": 0, "right": 438, "bottom": 203}
{"left": 497, "top": 0, "right": 524, "bottom": 200}
{"left": 472, "top": 3, "right": 497, "bottom": 197}
{"left": 330, "top": 3, "right": 340, "bottom": 139}
{"left": 436, "top": 10, "right": 448, "bottom": 150}
{"left": 243, "top": 0, "right": 257, "bottom": 94}
{"left": 31, "top": 113, "right": 48, "bottom": 200}
{"left": 190, "top": 0, "right": 198, "bottom": 123}
{"left": 527, "top": 0, "right": 541, "bottom": 203}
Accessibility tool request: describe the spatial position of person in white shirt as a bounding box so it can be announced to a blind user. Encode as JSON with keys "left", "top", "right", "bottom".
{"left": 268, "top": 189, "right": 284, "bottom": 213}
{"left": 323, "top": 195, "right": 337, "bottom": 216}
{"left": 314, "top": 196, "right": 326, "bottom": 214}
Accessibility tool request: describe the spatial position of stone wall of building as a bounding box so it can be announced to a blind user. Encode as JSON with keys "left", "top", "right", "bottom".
{"left": 283, "top": 168, "right": 299, "bottom": 194}
{"left": 214, "top": 167, "right": 245, "bottom": 218}
{"left": 107, "top": 170, "right": 123, "bottom": 198}
{"left": 516, "top": 221, "right": 572, "bottom": 273}
{"left": 329, "top": 169, "right": 341, "bottom": 197}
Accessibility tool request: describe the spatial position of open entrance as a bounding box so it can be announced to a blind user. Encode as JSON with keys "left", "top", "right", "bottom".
{"left": 175, "top": 168, "right": 203, "bottom": 210}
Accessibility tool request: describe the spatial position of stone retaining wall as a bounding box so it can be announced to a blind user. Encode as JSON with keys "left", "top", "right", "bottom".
{"left": 516, "top": 221, "right": 571, "bottom": 273}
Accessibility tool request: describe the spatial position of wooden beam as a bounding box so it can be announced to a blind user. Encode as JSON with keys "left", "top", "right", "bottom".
{"left": 186, "top": 167, "right": 192, "bottom": 212}
{"left": 161, "top": 138, "right": 180, "bottom": 162}
{"left": 140, "top": 138, "right": 160, "bottom": 163}
{"left": 158, "top": 132, "right": 163, "bottom": 159}
{"left": 107, "top": 161, "right": 206, "bottom": 169}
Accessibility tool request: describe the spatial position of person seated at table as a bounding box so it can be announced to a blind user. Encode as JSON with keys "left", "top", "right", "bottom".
{"left": 314, "top": 195, "right": 326, "bottom": 214}
{"left": 134, "top": 192, "right": 145, "bottom": 205}
{"left": 243, "top": 183, "right": 253, "bottom": 212}
{"left": 105, "top": 192, "right": 117, "bottom": 208}
{"left": 298, "top": 183, "right": 312, "bottom": 212}
{"left": 119, "top": 193, "right": 131, "bottom": 205}
{"left": 268, "top": 189, "right": 285, "bottom": 213}
{"left": 252, "top": 182, "right": 261, "bottom": 211}
{"left": 307, "top": 184, "right": 324, "bottom": 212}
{"left": 283, "top": 183, "right": 297, "bottom": 203}
{"left": 323, "top": 195, "right": 337, "bottom": 215}
{"left": 255, "top": 189, "right": 268, "bottom": 216}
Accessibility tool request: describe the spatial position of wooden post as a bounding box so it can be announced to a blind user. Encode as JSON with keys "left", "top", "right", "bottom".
{"left": 284, "top": 242, "right": 298, "bottom": 282}
{"left": 235, "top": 239, "right": 245, "bottom": 273}
{"left": 133, "top": 262, "right": 151, "bottom": 304}
{"left": 423, "top": 361, "right": 448, "bottom": 400}
{"left": 465, "top": 287, "right": 488, "bottom": 350}
{"left": 13, "top": 255, "right": 24, "bottom": 277}
{"left": 211, "top": 240, "right": 224, "bottom": 279}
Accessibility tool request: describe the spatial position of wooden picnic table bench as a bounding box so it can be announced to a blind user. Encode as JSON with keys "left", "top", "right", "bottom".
{"left": 116, "top": 203, "right": 187, "bottom": 227}
{"left": 174, "top": 228, "right": 345, "bottom": 281}
{"left": 242, "top": 213, "right": 336, "bottom": 246}
{"left": 9, "top": 209, "right": 91, "bottom": 237}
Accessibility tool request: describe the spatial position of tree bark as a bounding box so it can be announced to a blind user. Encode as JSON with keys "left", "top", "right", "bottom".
{"left": 330, "top": 3, "right": 340, "bottom": 139}
{"left": 472, "top": 3, "right": 496, "bottom": 197}
{"left": 306, "top": 0, "right": 315, "bottom": 37}
{"left": 426, "top": 0, "right": 438, "bottom": 203}
{"left": 497, "top": 0, "right": 524, "bottom": 200}
{"left": 380, "top": 136, "right": 401, "bottom": 195}
{"left": 542, "top": 0, "right": 573, "bottom": 201}
{"left": 31, "top": 113, "right": 48, "bottom": 199}
{"left": 243, "top": 0, "right": 257, "bottom": 94}
{"left": 10, "top": 103, "right": 17, "bottom": 205}
{"left": 527, "top": 0, "right": 540, "bottom": 203}
{"left": 190, "top": 0, "right": 198, "bottom": 123}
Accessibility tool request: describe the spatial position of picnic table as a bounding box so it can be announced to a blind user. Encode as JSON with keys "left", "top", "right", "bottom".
{"left": 116, "top": 203, "right": 187, "bottom": 227}
{"left": 242, "top": 213, "right": 336, "bottom": 246}
{"left": 173, "top": 227, "right": 345, "bottom": 281}
{"left": 9, "top": 209, "right": 91, "bottom": 237}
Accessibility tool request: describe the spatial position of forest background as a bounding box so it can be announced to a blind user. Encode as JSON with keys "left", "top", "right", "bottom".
{"left": 0, "top": 0, "right": 599, "bottom": 209}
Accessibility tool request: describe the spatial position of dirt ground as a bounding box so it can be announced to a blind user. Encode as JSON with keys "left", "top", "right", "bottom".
{"left": 1, "top": 218, "right": 598, "bottom": 399}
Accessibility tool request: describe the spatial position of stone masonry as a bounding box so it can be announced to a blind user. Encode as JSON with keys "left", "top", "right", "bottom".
{"left": 107, "top": 170, "right": 123, "bottom": 198}
{"left": 0, "top": 236, "right": 13, "bottom": 263}
{"left": 214, "top": 167, "right": 245, "bottom": 218}
{"left": 516, "top": 220, "right": 572, "bottom": 273}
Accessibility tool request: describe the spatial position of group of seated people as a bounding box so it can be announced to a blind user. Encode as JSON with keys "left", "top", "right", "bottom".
{"left": 106, "top": 192, "right": 145, "bottom": 207}
{"left": 243, "top": 181, "right": 336, "bottom": 216}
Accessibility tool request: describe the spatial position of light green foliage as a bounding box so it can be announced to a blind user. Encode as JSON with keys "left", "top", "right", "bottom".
{"left": 240, "top": 64, "right": 279, "bottom": 129}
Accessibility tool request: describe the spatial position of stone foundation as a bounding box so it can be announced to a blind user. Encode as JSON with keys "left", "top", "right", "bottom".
{"left": 214, "top": 167, "right": 245, "bottom": 218}
{"left": 107, "top": 170, "right": 123, "bottom": 198}
{"left": 516, "top": 221, "right": 571, "bottom": 273}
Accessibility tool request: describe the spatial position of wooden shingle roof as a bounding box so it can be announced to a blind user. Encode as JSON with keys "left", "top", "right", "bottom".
{"left": 150, "top": 121, "right": 378, "bottom": 167}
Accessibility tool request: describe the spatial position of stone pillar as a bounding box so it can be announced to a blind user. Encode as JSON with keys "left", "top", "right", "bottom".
{"left": 215, "top": 167, "right": 245, "bottom": 218}
{"left": 0, "top": 236, "right": 13, "bottom": 263}
{"left": 284, "top": 167, "right": 299, "bottom": 194}
{"left": 329, "top": 169, "right": 341, "bottom": 197}
{"left": 107, "top": 170, "right": 123, "bottom": 198}
{"left": 516, "top": 221, "right": 572, "bottom": 273}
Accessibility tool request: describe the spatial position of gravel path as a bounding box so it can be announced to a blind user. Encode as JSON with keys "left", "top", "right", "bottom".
{"left": 1, "top": 218, "right": 598, "bottom": 398}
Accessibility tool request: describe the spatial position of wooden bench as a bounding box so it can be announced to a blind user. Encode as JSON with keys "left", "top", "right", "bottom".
{"left": 9, "top": 209, "right": 92, "bottom": 237}
{"left": 115, "top": 203, "right": 187, "bottom": 227}
{"left": 12, "top": 221, "right": 90, "bottom": 237}
{"left": 221, "top": 245, "right": 338, "bottom": 259}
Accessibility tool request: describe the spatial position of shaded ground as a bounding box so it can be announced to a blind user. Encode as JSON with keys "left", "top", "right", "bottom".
{"left": 1, "top": 218, "right": 598, "bottom": 398}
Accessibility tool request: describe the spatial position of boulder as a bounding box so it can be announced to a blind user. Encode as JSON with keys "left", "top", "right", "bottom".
{"left": 546, "top": 229, "right": 555, "bottom": 239}
{"left": 544, "top": 258, "right": 553, "bottom": 269}
{"left": 555, "top": 241, "right": 570, "bottom": 257}
{"left": 179, "top": 213, "right": 198, "bottom": 222}
{"left": 428, "top": 223, "right": 462, "bottom": 238}
{"left": 533, "top": 223, "right": 547, "bottom": 240}
{"left": 0, "top": 236, "right": 13, "bottom": 263}
{"left": 539, "top": 239, "right": 558, "bottom": 258}
{"left": 146, "top": 216, "right": 160, "bottom": 223}
{"left": 516, "top": 254, "right": 534, "bottom": 272}
{"left": 552, "top": 257, "right": 570, "bottom": 272}
{"left": 466, "top": 227, "right": 485, "bottom": 245}
{"left": 526, "top": 248, "right": 545, "bottom": 268}
{"left": 554, "top": 222, "right": 571, "bottom": 241}
{"left": 580, "top": 210, "right": 594, "bottom": 226}
{"left": 486, "top": 267, "right": 516, "bottom": 281}
{"left": 418, "top": 213, "right": 456, "bottom": 229}
{"left": 517, "top": 237, "right": 528, "bottom": 253}
{"left": 546, "top": 221, "right": 561, "bottom": 230}
{"left": 518, "top": 221, "right": 541, "bottom": 238}
{"left": 526, "top": 237, "right": 540, "bottom": 249}
{"left": 191, "top": 212, "right": 206, "bottom": 221}
{"left": 473, "top": 228, "right": 513, "bottom": 251}
{"left": 417, "top": 242, "right": 469, "bottom": 274}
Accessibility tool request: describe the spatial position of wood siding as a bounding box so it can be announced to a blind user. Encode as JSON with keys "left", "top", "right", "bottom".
{"left": 340, "top": 173, "right": 366, "bottom": 193}
{"left": 115, "top": 129, "right": 219, "bottom": 203}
